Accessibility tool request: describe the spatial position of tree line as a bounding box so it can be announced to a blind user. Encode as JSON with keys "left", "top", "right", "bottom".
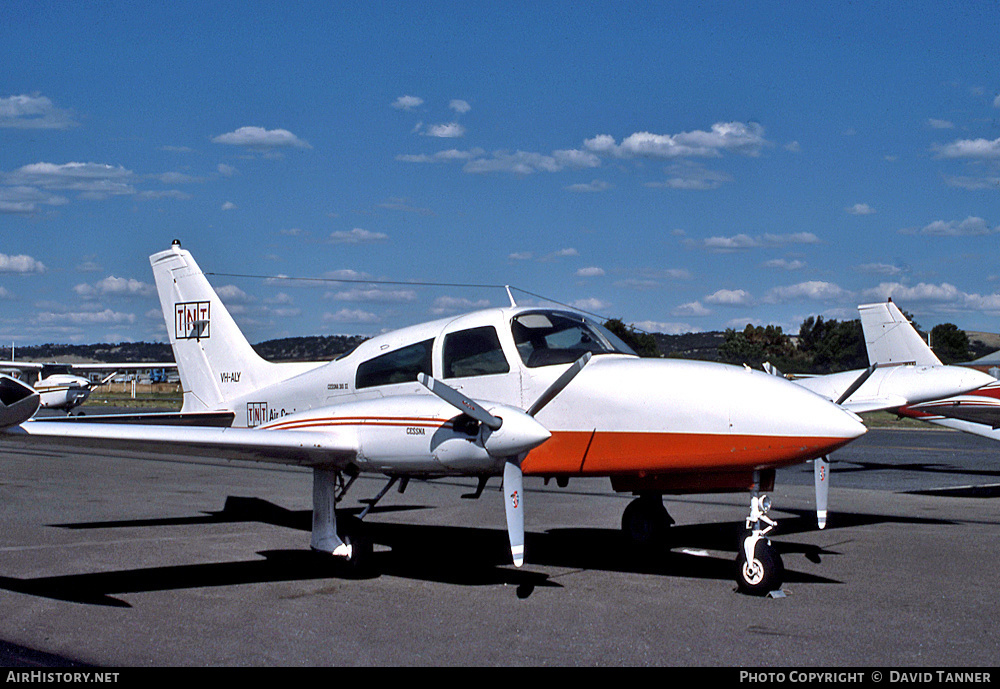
{"left": 605, "top": 314, "right": 990, "bottom": 374}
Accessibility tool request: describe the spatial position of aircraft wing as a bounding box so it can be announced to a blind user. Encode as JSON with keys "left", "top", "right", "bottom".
{"left": 1, "top": 420, "right": 357, "bottom": 469}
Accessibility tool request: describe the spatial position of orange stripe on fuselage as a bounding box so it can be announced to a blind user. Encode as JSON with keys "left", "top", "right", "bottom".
{"left": 521, "top": 430, "right": 853, "bottom": 476}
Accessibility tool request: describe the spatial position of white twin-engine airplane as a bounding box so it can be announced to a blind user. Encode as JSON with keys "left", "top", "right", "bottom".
{"left": 0, "top": 242, "right": 988, "bottom": 595}
{"left": 772, "top": 299, "right": 995, "bottom": 529}
{"left": 0, "top": 361, "right": 176, "bottom": 413}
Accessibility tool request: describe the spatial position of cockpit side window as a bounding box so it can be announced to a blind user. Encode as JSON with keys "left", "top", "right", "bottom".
{"left": 443, "top": 326, "right": 510, "bottom": 378}
{"left": 511, "top": 312, "right": 636, "bottom": 368}
{"left": 355, "top": 338, "right": 433, "bottom": 389}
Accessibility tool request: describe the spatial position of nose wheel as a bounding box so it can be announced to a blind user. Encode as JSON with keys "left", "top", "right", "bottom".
{"left": 735, "top": 494, "right": 784, "bottom": 596}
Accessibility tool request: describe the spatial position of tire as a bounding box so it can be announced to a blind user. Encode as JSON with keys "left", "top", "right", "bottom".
{"left": 735, "top": 541, "right": 784, "bottom": 596}
{"left": 621, "top": 496, "right": 672, "bottom": 547}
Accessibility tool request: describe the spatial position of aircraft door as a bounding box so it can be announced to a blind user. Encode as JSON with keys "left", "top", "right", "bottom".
{"left": 437, "top": 324, "right": 521, "bottom": 407}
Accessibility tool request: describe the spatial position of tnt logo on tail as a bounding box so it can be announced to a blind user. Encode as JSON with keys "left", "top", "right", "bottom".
{"left": 175, "top": 301, "right": 211, "bottom": 340}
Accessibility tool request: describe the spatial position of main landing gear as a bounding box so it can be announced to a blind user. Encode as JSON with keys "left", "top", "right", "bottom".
{"left": 310, "top": 467, "right": 375, "bottom": 575}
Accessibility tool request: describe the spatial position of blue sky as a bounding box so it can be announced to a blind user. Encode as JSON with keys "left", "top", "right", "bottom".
{"left": 3, "top": 1, "right": 1000, "bottom": 347}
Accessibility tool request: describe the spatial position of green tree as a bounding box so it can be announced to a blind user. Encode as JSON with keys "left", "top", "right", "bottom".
{"left": 797, "top": 316, "right": 866, "bottom": 373}
{"left": 718, "top": 323, "right": 798, "bottom": 369}
{"left": 603, "top": 319, "right": 660, "bottom": 357}
{"left": 930, "top": 323, "right": 971, "bottom": 364}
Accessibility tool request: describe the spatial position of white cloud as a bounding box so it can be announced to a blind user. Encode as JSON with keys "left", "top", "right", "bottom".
{"left": 5, "top": 162, "right": 134, "bottom": 199}
{"left": 430, "top": 296, "right": 491, "bottom": 315}
{"left": 584, "top": 121, "right": 767, "bottom": 159}
{"left": 449, "top": 99, "right": 471, "bottom": 114}
{"left": 762, "top": 258, "right": 806, "bottom": 270}
{"left": 910, "top": 216, "right": 998, "bottom": 236}
{"left": 327, "top": 287, "right": 417, "bottom": 303}
{"left": 672, "top": 301, "right": 711, "bottom": 317}
{"left": 764, "top": 281, "right": 848, "bottom": 303}
{"left": 647, "top": 163, "right": 732, "bottom": 190}
{"left": 74, "top": 276, "right": 156, "bottom": 298}
{"left": 705, "top": 289, "right": 753, "bottom": 306}
{"left": 928, "top": 118, "right": 954, "bottom": 129}
{"left": 392, "top": 95, "right": 424, "bottom": 110}
{"left": 570, "top": 297, "right": 611, "bottom": 311}
{"left": 847, "top": 203, "right": 876, "bottom": 215}
{"left": 857, "top": 262, "right": 906, "bottom": 276}
{"left": 565, "top": 179, "right": 611, "bottom": 193}
{"left": 702, "top": 232, "right": 819, "bottom": 252}
{"left": 932, "top": 137, "right": 1000, "bottom": 159}
{"left": 423, "top": 122, "right": 466, "bottom": 138}
{"left": 36, "top": 309, "right": 136, "bottom": 325}
{"left": 704, "top": 234, "right": 759, "bottom": 251}
{"left": 0, "top": 253, "right": 46, "bottom": 273}
{"left": 328, "top": 228, "right": 388, "bottom": 244}
{"left": 324, "top": 308, "right": 380, "bottom": 324}
{"left": 634, "top": 320, "right": 702, "bottom": 335}
{"left": 576, "top": 266, "right": 605, "bottom": 277}
{"left": 0, "top": 94, "right": 77, "bottom": 129}
{"left": 212, "top": 126, "right": 311, "bottom": 149}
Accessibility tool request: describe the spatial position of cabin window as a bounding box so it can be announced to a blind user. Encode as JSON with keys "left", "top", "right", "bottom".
{"left": 511, "top": 311, "right": 636, "bottom": 367}
{"left": 355, "top": 339, "right": 434, "bottom": 389}
{"left": 443, "top": 326, "right": 510, "bottom": 378}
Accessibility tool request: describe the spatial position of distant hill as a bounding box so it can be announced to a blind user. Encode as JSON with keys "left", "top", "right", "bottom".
{"left": 652, "top": 331, "right": 727, "bottom": 361}
{"left": 11, "top": 335, "right": 367, "bottom": 365}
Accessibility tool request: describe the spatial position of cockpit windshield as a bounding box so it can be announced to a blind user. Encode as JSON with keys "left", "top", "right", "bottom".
{"left": 511, "top": 311, "right": 637, "bottom": 368}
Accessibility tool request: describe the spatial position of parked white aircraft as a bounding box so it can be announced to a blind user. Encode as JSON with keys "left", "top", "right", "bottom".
{"left": 1, "top": 241, "right": 884, "bottom": 595}
{"left": 777, "top": 299, "right": 994, "bottom": 527}
{"left": 0, "top": 361, "right": 175, "bottom": 413}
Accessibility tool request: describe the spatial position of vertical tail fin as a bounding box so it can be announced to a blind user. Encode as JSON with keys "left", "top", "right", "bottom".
{"left": 858, "top": 300, "right": 941, "bottom": 367}
{"left": 150, "top": 241, "right": 289, "bottom": 412}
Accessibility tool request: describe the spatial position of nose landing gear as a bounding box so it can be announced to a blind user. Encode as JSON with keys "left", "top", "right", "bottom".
{"left": 736, "top": 493, "right": 784, "bottom": 596}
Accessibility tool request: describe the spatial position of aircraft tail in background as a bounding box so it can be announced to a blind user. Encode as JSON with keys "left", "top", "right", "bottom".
{"left": 859, "top": 299, "right": 941, "bottom": 367}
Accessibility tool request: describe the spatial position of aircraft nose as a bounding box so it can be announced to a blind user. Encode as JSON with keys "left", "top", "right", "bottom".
{"left": 962, "top": 368, "right": 996, "bottom": 393}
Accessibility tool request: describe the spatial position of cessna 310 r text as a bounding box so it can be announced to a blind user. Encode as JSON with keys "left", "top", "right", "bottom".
{"left": 0, "top": 241, "right": 966, "bottom": 596}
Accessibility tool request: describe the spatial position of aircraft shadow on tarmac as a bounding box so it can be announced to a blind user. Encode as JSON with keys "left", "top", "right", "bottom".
{"left": 0, "top": 495, "right": 960, "bottom": 608}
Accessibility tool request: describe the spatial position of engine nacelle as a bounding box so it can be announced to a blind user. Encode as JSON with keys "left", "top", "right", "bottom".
{"left": 0, "top": 374, "right": 40, "bottom": 428}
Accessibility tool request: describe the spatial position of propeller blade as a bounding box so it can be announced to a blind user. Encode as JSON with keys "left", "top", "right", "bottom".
{"left": 814, "top": 456, "right": 830, "bottom": 529}
{"left": 835, "top": 363, "right": 878, "bottom": 406}
{"left": 526, "top": 351, "right": 592, "bottom": 418}
{"left": 503, "top": 459, "right": 525, "bottom": 567}
{"left": 417, "top": 373, "right": 503, "bottom": 430}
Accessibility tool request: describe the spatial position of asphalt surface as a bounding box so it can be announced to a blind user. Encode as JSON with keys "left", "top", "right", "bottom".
{"left": 0, "top": 426, "right": 998, "bottom": 667}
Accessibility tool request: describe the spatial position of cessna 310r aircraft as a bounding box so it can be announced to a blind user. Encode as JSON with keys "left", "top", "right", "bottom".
{"left": 0, "top": 242, "right": 983, "bottom": 595}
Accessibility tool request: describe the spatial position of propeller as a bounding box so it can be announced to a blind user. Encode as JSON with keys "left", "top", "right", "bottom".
{"left": 813, "top": 363, "right": 878, "bottom": 530}
{"left": 418, "top": 351, "right": 592, "bottom": 567}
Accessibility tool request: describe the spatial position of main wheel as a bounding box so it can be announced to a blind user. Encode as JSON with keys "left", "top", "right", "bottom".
{"left": 735, "top": 540, "right": 784, "bottom": 596}
{"left": 338, "top": 518, "right": 375, "bottom": 576}
{"left": 621, "top": 495, "right": 673, "bottom": 547}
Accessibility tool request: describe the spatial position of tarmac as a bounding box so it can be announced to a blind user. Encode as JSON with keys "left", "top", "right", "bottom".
{"left": 0, "top": 426, "right": 998, "bottom": 667}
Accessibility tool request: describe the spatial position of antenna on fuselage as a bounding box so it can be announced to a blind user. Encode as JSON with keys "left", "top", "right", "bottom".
{"left": 505, "top": 285, "right": 517, "bottom": 307}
